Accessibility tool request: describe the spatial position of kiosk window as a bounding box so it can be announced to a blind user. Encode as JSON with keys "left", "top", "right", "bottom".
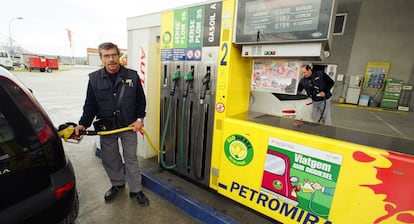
{"left": 333, "top": 13, "right": 347, "bottom": 35}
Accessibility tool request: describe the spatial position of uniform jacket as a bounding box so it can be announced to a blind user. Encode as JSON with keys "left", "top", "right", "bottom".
{"left": 79, "top": 66, "right": 146, "bottom": 128}
{"left": 298, "top": 71, "right": 334, "bottom": 101}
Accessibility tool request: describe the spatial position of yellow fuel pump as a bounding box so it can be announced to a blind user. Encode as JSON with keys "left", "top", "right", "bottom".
{"left": 158, "top": 0, "right": 414, "bottom": 223}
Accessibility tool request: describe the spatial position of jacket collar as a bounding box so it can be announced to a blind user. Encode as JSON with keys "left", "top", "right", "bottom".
{"left": 99, "top": 66, "right": 128, "bottom": 77}
{"left": 99, "top": 66, "right": 128, "bottom": 86}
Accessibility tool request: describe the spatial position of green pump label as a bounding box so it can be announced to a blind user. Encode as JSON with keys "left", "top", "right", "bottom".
{"left": 224, "top": 134, "right": 254, "bottom": 166}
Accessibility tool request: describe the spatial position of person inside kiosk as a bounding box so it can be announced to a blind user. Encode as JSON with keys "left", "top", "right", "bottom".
{"left": 298, "top": 64, "right": 334, "bottom": 125}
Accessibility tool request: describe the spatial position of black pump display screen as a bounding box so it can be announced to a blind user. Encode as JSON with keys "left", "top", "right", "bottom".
{"left": 234, "top": 0, "right": 335, "bottom": 44}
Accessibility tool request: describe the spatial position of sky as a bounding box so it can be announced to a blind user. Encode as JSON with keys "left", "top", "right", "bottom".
{"left": 1, "top": 0, "right": 209, "bottom": 57}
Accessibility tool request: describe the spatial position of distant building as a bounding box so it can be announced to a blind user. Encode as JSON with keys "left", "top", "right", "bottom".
{"left": 87, "top": 48, "right": 100, "bottom": 66}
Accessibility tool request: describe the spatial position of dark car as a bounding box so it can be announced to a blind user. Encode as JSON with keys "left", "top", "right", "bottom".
{"left": 0, "top": 66, "right": 79, "bottom": 224}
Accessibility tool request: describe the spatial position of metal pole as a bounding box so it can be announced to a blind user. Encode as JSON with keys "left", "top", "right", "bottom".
{"left": 8, "top": 17, "right": 24, "bottom": 57}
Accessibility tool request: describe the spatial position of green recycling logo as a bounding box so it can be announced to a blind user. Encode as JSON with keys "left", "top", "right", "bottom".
{"left": 224, "top": 134, "right": 254, "bottom": 166}
{"left": 162, "top": 31, "right": 172, "bottom": 45}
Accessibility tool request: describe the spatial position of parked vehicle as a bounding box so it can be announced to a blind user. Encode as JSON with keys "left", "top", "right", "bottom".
{"left": 0, "top": 66, "right": 78, "bottom": 223}
{"left": 249, "top": 91, "right": 313, "bottom": 122}
{"left": 0, "top": 50, "right": 13, "bottom": 70}
{"left": 29, "top": 56, "right": 59, "bottom": 72}
{"left": 12, "top": 54, "right": 24, "bottom": 68}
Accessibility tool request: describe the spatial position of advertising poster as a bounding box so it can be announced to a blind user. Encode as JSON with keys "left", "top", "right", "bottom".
{"left": 218, "top": 125, "right": 414, "bottom": 223}
{"left": 263, "top": 137, "right": 343, "bottom": 219}
{"left": 251, "top": 59, "right": 301, "bottom": 94}
{"left": 325, "top": 64, "right": 337, "bottom": 81}
{"left": 362, "top": 62, "right": 391, "bottom": 90}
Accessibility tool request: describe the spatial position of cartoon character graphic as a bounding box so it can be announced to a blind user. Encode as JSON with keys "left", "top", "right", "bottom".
{"left": 311, "top": 182, "right": 334, "bottom": 196}
{"left": 288, "top": 176, "right": 334, "bottom": 219}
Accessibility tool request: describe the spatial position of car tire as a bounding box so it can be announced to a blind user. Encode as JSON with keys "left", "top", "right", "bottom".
{"left": 60, "top": 191, "right": 79, "bottom": 224}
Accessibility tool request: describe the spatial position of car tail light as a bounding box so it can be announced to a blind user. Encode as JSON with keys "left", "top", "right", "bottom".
{"left": 27, "top": 110, "right": 53, "bottom": 144}
{"left": 281, "top": 109, "right": 296, "bottom": 114}
{"left": 54, "top": 180, "right": 74, "bottom": 199}
{"left": 2, "top": 78, "right": 54, "bottom": 144}
{"left": 281, "top": 109, "right": 297, "bottom": 119}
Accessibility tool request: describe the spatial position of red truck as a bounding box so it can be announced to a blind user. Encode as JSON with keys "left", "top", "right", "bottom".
{"left": 29, "top": 56, "right": 59, "bottom": 72}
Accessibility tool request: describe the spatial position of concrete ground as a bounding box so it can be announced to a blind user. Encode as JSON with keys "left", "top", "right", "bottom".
{"left": 332, "top": 103, "right": 414, "bottom": 139}
{"left": 63, "top": 137, "right": 200, "bottom": 224}
{"left": 13, "top": 65, "right": 414, "bottom": 224}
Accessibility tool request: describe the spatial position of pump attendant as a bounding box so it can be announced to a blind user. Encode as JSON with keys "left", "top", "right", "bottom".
{"left": 298, "top": 65, "right": 334, "bottom": 125}
{"left": 74, "top": 42, "right": 149, "bottom": 206}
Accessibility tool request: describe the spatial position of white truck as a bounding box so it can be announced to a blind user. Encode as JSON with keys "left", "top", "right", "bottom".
{"left": 0, "top": 50, "right": 13, "bottom": 70}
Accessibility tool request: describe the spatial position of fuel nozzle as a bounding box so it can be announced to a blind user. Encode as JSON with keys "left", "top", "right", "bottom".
{"left": 200, "top": 68, "right": 211, "bottom": 104}
{"left": 170, "top": 69, "right": 180, "bottom": 96}
{"left": 183, "top": 68, "right": 194, "bottom": 98}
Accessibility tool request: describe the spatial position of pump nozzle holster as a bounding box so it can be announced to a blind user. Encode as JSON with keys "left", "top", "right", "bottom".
{"left": 170, "top": 70, "right": 180, "bottom": 96}
{"left": 200, "top": 70, "right": 211, "bottom": 104}
{"left": 183, "top": 69, "right": 194, "bottom": 98}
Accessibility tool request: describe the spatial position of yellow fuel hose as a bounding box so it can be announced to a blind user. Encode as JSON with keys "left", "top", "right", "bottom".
{"left": 59, "top": 126, "right": 159, "bottom": 153}
{"left": 140, "top": 129, "right": 160, "bottom": 153}
{"left": 95, "top": 126, "right": 134, "bottom": 135}
{"left": 98, "top": 127, "right": 160, "bottom": 153}
{"left": 92, "top": 127, "right": 159, "bottom": 153}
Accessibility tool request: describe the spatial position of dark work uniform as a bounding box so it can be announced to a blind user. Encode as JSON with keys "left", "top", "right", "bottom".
{"left": 298, "top": 71, "right": 334, "bottom": 124}
{"left": 78, "top": 66, "right": 146, "bottom": 192}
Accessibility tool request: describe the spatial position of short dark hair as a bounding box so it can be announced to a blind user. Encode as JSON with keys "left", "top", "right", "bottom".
{"left": 301, "top": 64, "right": 312, "bottom": 71}
{"left": 98, "top": 42, "right": 120, "bottom": 57}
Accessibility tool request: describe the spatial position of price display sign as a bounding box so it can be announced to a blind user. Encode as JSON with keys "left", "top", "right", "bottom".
{"left": 234, "top": 0, "right": 335, "bottom": 44}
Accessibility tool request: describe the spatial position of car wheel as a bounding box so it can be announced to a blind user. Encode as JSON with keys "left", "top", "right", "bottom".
{"left": 60, "top": 191, "right": 79, "bottom": 224}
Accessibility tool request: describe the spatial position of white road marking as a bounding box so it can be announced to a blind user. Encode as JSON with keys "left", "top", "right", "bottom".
{"left": 371, "top": 111, "right": 407, "bottom": 139}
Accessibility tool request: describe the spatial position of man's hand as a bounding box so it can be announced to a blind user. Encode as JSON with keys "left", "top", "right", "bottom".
{"left": 317, "top": 91, "right": 326, "bottom": 97}
{"left": 74, "top": 125, "right": 86, "bottom": 136}
{"left": 129, "top": 119, "right": 144, "bottom": 132}
{"left": 71, "top": 125, "right": 86, "bottom": 140}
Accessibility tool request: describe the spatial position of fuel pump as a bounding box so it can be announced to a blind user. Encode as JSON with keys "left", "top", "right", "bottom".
{"left": 160, "top": 67, "right": 181, "bottom": 169}
{"left": 154, "top": 1, "right": 414, "bottom": 223}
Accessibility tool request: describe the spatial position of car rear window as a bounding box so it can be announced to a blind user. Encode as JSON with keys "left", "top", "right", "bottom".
{"left": 0, "top": 114, "right": 14, "bottom": 143}
{"left": 0, "top": 76, "right": 65, "bottom": 209}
